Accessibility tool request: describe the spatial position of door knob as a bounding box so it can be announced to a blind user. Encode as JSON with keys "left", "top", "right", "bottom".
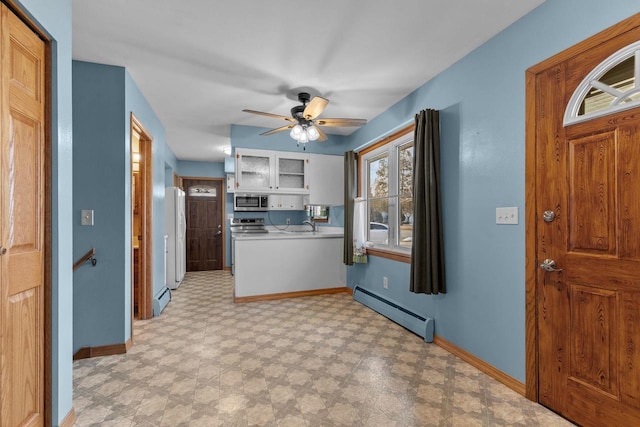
{"left": 539, "top": 258, "right": 563, "bottom": 272}
{"left": 216, "top": 231, "right": 222, "bottom": 236}
{"left": 0, "top": 246, "right": 6, "bottom": 256}
{"left": 543, "top": 210, "right": 556, "bottom": 222}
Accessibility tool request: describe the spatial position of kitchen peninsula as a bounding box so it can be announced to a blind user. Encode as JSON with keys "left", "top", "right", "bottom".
{"left": 233, "top": 228, "right": 347, "bottom": 302}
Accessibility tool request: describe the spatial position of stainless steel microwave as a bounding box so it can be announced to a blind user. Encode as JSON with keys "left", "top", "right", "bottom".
{"left": 234, "top": 194, "right": 269, "bottom": 211}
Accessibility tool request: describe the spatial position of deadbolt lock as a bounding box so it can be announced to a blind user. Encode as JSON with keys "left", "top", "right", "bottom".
{"left": 543, "top": 210, "right": 556, "bottom": 223}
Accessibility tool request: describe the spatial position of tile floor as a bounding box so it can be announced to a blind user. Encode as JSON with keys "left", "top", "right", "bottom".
{"left": 73, "top": 270, "right": 574, "bottom": 426}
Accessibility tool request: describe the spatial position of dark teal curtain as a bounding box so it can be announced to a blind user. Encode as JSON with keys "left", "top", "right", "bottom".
{"left": 410, "top": 109, "right": 446, "bottom": 294}
{"left": 343, "top": 151, "right": 356, "bottom": 265}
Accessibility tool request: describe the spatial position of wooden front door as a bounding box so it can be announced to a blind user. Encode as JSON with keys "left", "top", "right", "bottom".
{"left": 184, "top": 179, "right": 223, "bottom": 271}
{"left": 0, "top": 4, "right": 46, "bottom": 426}
{"left": 530, "top": 16, "right": 640, "bottom": 426}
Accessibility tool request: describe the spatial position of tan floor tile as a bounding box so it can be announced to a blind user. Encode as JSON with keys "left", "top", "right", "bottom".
{"left": 72, "top": 271, "right": 573, "bottom": 427}
{"left": 327, "top": 402, "right": 360, "bottom": 425}
{"left": 246, "top": 402, "right": 275, "bottom": 426}
{"left": 217, "top": 393, "right": 248, "bottom": 413}
{"left": 160, "top": 402, "right": 192, "bottom": 426}
{"left": 277, "top": 414, "right": 307, "bottom": 427}
{"left": 189, "top": 414, "right": 221, "bottom": 427}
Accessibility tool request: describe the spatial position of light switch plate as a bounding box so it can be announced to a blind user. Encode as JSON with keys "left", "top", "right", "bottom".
{"left": 81, "top": 209, "right": 94, "bottom": 226}
{"left": 496, "top": 207, "right": 518, "bottom": 225}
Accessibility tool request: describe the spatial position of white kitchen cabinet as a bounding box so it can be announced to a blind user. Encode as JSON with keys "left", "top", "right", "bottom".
{"left": 269, "top": 194, "right": 305, "bottom": 210}
{"left": 235, "top": 148, "right": 274, "bottom": 192}
{"left": 226, "top": 174, "right": 235, "bottom": 193}
{"left": 307, "top": 153, "right": 344, "bottom": 205}
{"left": 235, "top": 148, "right": 309, "bottom": 194}
{"left": 275, "top": 152, "right": 309, "bottom": 193}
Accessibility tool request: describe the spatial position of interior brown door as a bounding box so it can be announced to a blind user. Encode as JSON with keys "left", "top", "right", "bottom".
{"left": 0, "top": 4, "right": 46, "bottom": 426}
{"left": 534, "top": 26, "right": 640, "bottom": 426}
{"left": 184, "top": 179, "right": 223, "bottom": 271}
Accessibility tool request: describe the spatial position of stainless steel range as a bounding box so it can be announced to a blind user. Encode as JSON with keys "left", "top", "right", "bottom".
{"left": 230, "top": 218, "right": 267, "bottom": 275}
{"left": 230, "top": 217, "right": 267, "bottom": 234}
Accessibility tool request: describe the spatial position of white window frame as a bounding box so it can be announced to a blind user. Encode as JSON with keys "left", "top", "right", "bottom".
{"left": 565, "top": 40, "right": 640, "bottom": 126}
{"left": 360, "top": 132, "right": 414, "bottom": 255}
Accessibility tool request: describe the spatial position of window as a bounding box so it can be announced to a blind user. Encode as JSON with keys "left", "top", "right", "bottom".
{"left": 565, "top": 40, "right": 640, "bottom": 125}
{"left": 359, "top": 125, "right": 414, "bottom": 258}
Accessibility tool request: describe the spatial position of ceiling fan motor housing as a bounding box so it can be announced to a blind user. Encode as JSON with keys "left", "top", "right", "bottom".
{"left": 290, "top": 105, "right": 305, "bottom": 120}
{"left": 297, "top": 92, "right": 311, "bottom": 104}
{"left": 291, "top": 92, "right": 312, "bottom": 122}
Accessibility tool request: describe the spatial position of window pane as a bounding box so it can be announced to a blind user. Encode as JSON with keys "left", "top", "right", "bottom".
{"left": 599, "top": 55, "right": 634, "bottom": 90}
{"left": 368, "top": 155, "right": 388, "bottom": 198}
{"left": 399, "top": 143, "right": 413, "bottom": 198}
{"left": 580, "top": 55, "right": 635, "bottom": 116}
{"left": 399, "top": 197, "right": 413, "bottom": 247}
{"left": 368, "top": 197, "right": 388, "bottom": 245}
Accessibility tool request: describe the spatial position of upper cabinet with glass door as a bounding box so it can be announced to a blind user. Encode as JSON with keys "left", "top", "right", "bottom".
{"left": 275, "top": 152, "right": 309, "bottom": 193}
{"left": 235, "top": 148, "right": 274, "bottom": 192}
{"left": 235, "top": 148, "right": 309, "bottom": 194}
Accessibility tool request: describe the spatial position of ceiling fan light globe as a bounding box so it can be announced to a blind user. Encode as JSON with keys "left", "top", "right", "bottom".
{"left": 307, "top": 125, "right": 320, "bottom": 141}
{"left": 290, "top": 124, "right": 304, "bottom": 138}
{"left": 298, "top": 132, "right": 309, "bottom": 143}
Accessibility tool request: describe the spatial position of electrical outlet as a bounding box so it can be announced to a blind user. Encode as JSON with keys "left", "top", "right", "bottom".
{"left": 286, "top": 218, "right": 291, "bottom": 225}
{"left": 383, "top": 276, "right": 388, "bottom": 289}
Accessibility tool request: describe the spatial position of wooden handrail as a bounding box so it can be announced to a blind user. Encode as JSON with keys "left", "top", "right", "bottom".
{"left": 73, "top": 248, "right": 97, "bottom": 271}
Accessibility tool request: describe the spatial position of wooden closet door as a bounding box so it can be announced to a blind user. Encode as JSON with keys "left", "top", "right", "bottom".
{"left": 0, "top": 4, "right": 46, "bottom": 426}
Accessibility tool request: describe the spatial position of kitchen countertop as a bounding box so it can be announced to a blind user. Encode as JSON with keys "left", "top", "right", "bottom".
{"left": 233, "top": 226, "right": 343, "bottom": 240}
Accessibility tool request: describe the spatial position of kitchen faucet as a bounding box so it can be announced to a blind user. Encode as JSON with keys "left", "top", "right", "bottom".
{"left": 303, "top": 220, "right": 316, "bottom": 232}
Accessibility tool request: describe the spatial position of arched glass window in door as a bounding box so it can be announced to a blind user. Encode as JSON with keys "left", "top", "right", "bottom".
{"left": 564, "top": 40, "right": 640, "bottom": 126}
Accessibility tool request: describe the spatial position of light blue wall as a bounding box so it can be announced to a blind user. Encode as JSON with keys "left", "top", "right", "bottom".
{"left": 345, "top": 0, "right": 640, "bottom": 382}
{"left": 72, "top": 61, "right": 127, "bottom": 351}
{"left": 72, "top": 62, "right": 172, "bottom": 354}
{"left": 125, "top": 70, "right": 170, "bottom": 305}
{"left": 178, "top": 160, "right": 225, "bottom": 178}
{"left": 13, "top": 0, "right": 74, "bottom": 424}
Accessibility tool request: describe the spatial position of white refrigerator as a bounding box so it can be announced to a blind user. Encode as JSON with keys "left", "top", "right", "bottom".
{"left": 165, "top": 187, "right": 186, "bottom": 289}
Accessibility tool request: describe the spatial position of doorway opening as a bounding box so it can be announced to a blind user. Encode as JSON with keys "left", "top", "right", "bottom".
{"left": 131, "top": 114, "right": 153, "bottom": 321}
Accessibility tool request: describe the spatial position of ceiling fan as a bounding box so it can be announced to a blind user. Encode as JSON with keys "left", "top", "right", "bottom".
{"left": 242, "top": 92, "right": 367, "bottom": 145}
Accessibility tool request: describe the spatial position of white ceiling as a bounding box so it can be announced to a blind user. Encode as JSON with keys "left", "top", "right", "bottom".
{"left": 72, "top": 0, "right": 545, "bottom": 162}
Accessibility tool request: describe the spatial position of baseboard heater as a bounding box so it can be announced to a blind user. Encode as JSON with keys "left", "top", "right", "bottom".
{"left": 153, "top": 287, "right": 171, "bottom": 316}
{"left": 353, "top": 285, "right": 434, "bottom": 343}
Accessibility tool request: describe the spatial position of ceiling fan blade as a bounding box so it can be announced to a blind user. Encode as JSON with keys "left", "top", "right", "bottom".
{"left": 260, "top": 124, "right": 294, "bottom": 136}
{"left": 315, "top": 118, "right": 367, "bottom": 127}
{"left": 316, "top": 127, "right": 328, "bottom": 142}
{"left": 243, "top": 109, "right": 296, "bottom": 122}
{"left": 303, "top": 97, "right": 329, "bottom": 120}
